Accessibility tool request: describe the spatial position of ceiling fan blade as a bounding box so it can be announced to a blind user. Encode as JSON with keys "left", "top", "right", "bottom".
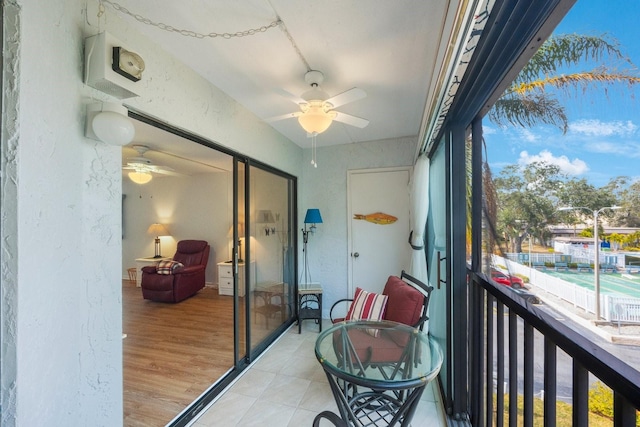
{"left": 127, "top": 156, "right": 152, "bottom": 166}
{"left": 274, "top": 88, "right": 307, "bottom": 105}
{"left": 152, "top": 168, "right": 181, "bottom": 177}
{"left": 333, "top": 111, "right": 369, "bottom": 128}
{"left": 124, "top": 162, "right": 179, "bottom": 176}
{"left": 325, "top": 87, "right": 366, "bottom": 108}
{"left": 143, "top": 164, "right": 176, "bottom": 175}
{"left": 265, "top": 111, "right": 303, "bottom": 122}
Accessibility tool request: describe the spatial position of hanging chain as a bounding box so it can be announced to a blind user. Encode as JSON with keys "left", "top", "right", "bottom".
{"left": 99, "top": 0, "right": 281, "bottom": 39}
{"left": 277, "top": 19, "right": 311, "bottom": 72}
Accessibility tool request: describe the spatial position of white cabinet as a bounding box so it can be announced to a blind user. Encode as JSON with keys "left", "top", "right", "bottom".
{"left": 217, "top": 261, "right": 254, "bottom": 297}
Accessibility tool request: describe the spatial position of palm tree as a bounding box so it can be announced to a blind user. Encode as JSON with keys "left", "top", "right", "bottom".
{"left": 488, "top": 34, "right": 640, "bottom": 132}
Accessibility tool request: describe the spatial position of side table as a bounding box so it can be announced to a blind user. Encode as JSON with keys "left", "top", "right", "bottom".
{"left": 298, "top": 285, "right": 322, "bottom": 333}
{"left": 254, "top": 281, "right": 286, "bottom": 328}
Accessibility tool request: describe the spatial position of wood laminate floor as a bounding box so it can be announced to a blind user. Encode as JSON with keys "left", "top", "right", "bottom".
{"left": 123, "top": 279, "right": 285, "bottom": 427}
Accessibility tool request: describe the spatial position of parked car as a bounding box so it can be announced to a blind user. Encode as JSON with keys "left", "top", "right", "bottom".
{"left": 491, "top": 269, "right": 525, "bottom": 288}
{"left": 490, "top": 269, "right": 540, "bottom": 304}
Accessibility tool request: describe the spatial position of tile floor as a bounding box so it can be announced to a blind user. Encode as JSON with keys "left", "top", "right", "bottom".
{"left": 189, "top": 320, "right": 446, "bottom": 427}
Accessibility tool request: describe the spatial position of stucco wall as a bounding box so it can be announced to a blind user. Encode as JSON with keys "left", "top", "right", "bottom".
{"left": 0, "top": 0, "right": 302, "bottom": 425}
{"left": 299, "top": 136, "right": 418, "bottom": 317}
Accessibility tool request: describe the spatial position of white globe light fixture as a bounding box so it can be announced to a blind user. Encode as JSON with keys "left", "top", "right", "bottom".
{"left": 85, "top": 102, "right": 135, "bottom": 146}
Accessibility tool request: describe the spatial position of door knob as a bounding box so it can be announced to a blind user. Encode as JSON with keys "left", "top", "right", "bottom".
{"left": 352, "top": 252, "right": 359, "bottom": 258}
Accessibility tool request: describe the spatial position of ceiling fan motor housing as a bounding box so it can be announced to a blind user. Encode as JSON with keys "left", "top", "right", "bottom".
{"left": 304, "top": 70, "right": 324, "bottom": 86}
{"left": 302, "top": 70, "right": 331, "bottom": 103}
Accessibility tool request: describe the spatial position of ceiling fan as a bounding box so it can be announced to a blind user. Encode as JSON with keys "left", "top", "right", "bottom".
{"left": 123, "top": 145, "right": 177, "bottom": 184}
{"left": 268, "top": 70, "right": 369, "bottom": 135}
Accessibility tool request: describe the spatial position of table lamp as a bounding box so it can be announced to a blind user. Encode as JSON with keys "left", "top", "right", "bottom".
{"left": 147, "top": 223, "right": 170, "bottom": 258}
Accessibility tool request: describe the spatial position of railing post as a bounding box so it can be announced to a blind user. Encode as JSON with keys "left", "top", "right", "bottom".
{"left": 614, "top": 392, "right": 636, "bottom": 427}
{"left": 486, "top": 294, "right": 494, "bottom": 427}
{"left": 470, "top": 277, "right": 482, "bottom": 425}
{"left": 509, "top": 310, "right": 517, "bottom": 427}
{"left": 524, "top": 324, "right": 534, "bottom": 427}
{"left": 572, "top": 361, "right": 589, "bottom": 427}
{"left": 496, "top": 301, "right": 505, "bottom": 427}
{"left": 543, "top": 338, "right": 557, "bottom": 427}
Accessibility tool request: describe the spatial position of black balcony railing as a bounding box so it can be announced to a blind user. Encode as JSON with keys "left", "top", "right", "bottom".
{"left": 468, "top": 270, "right": 640, "bottom": 427}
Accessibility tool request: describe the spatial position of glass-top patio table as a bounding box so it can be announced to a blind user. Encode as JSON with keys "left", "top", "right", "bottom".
{"left": 314, "top": 320, "right": 443, "bottom": 427}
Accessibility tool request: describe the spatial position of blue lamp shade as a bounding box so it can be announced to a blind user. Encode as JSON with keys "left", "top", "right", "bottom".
{"left": 304, "top": 208, "right": 323, "bottom": 224}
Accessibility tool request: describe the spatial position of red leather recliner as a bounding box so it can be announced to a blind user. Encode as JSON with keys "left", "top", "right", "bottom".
{"left": 141, "top": 240, "right": 210, "bottom": 303}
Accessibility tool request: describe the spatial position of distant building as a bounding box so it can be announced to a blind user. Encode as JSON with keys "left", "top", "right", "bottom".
{"left": 551, "top": 226, "right": 640, "bottom": 267}
{"left": 549, "top": 225, "right": 640, "bottom": 239}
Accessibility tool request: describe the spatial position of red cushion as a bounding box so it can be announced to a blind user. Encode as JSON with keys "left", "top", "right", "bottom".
{"left": 341, "top": 329, "right": 405, "bottom": 363}
{"left": 382, "top": 276, "right": 424, "bottom": 327}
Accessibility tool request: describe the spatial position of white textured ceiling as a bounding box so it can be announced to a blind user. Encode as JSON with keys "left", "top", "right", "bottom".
{"left": 110, "top": 0, "right": 459, "bottom": 150}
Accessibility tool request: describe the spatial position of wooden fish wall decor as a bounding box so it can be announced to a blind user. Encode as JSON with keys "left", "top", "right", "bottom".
{"left": 353, "top": 212, "right": 398, "bottom": 225}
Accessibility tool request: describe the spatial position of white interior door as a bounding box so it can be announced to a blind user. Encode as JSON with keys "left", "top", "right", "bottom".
{"left": 348, "top": 167, "right": 411, "bottom": 296}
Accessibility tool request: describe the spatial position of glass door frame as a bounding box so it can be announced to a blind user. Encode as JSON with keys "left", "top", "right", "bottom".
{"left": 232, "top": 157, "right": 248, "bottom": 367}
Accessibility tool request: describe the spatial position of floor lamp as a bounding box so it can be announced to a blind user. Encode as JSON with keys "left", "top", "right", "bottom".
{"left": 302, "top": 208, "right": 323, "bottom": 286}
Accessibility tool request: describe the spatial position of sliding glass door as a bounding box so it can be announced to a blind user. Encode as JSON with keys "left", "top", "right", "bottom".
{"left": 243, "top": 163, "right": 296, "bottom": 356}
{"left": 426, "top": 138, "right": 449, "bottom": 407}
{"left": 123, "top": 113, "right": 297, "bottom": 426}
{"left": 425, "top": 125, "right": 470, "bottom": 419}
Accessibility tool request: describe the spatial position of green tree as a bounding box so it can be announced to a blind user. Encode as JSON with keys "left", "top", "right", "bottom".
{"left": 607, "top": 232, "right": 626, "bottom": 250}
{"left": 494, "top": 162, "right": 624, "bottom": 253}
{"left": 557, "top": 178, "right": 617, "bottom": 211}
{"left": 603, "top": 177, "right": 640, "bottom": 227}
{"left": 555, "top": 178, "right": 619, "bottom": 234}
{"left": 494, "top": 162, "right": 564, "bottom": 252}
{"left": 579, "top": 228, "right": 593, "bottom": 238}
{"left": 625, "top": 230, "right": 640, "bottom": 248}
{"left": 488, "top": 34, "right": 640, "bottom": 132}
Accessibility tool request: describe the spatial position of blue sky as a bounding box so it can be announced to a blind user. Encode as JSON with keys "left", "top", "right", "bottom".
{"left": 485, "top": 0, "right": 640, "bottom": 187}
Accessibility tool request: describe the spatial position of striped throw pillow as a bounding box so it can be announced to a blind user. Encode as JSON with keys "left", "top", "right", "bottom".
{"left": 345, "top": 287, "right": 388, "bottom": 336}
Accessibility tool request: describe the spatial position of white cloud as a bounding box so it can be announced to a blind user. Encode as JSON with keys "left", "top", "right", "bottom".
{"left": 585, "top": 141, "right": 626, "bottom": 155}
{"left": 584, "top": 140, "right": 640, "bottom": 158}
{"left": 518, "top": 150, "right": 589, "bottom": 175}
{"left": 569, "top": 119, "right": 638, "bottom": 137}
{"left": 517, "top": 128, "right": 539, "bottom": 142}
{"left": 482, "top": 125, "right": 497, "bottom": 135}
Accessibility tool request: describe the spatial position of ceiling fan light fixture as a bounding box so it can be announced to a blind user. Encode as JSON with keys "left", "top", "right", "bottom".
{"left": 128, "top": 170, "right": 153, "bottom": 184}
{"left": 297, "top": 103, "right": 336, "bottom": 134}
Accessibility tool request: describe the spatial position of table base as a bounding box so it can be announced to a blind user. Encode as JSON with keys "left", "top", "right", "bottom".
{"left": 314, "top": 370, "right": 426, "bottom": 427}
